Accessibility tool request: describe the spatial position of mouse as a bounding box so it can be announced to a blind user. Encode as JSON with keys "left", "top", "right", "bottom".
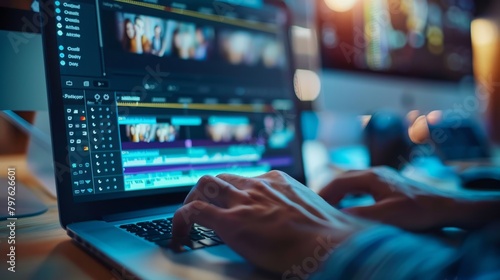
{"left": 459, "top": 167, "right": 500, "bottom": 190}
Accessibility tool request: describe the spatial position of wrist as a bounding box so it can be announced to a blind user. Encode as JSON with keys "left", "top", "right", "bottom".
{"left": 434, "top": 195, "right": 461, "bottom": 228}
{"left": 444, "top": 196, "right": 500, "bottom": 229}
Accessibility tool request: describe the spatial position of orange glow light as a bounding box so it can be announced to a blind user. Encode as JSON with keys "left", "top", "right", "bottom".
{"left": 324, "top": 0, "right": 358, "bottom": 12}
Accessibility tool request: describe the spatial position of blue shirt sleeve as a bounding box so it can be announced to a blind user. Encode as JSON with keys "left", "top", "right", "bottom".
{"left": 310, "top": 223, "right": 500, "bottom": 280}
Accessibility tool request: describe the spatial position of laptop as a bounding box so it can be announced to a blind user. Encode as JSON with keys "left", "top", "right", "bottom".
{"left": 41, "top": 0, "right": 305, "bottom": 279}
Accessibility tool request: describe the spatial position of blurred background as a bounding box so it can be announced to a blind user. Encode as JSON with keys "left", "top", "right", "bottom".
{"left": 1, "top": 0, "right": 500, "bottom": 190}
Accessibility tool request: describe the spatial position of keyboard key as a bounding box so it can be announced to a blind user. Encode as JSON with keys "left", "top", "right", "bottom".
{"left": 146, "top": 235, "right": 163, "bottom": 242}
{"left": 190, "top": 234, "right": 204, "bottom": 241}
{"left": 137, "top": 230, "right": 160, "bottom": 237}
{"left": 201, "top": 231, "right": 216, "bottom": 237}
{"left": 211, "top": 236, "right": 223, "bottom": 243}
{"left": 119, "top": 224, "right": 132, "bottom": 229}
{"left": 195, "top": 226, "right": 213, "bottom": 232}
{"left": 160, "top": 233, "right": 173, "bottom": 239}
{"left": 136, "top": 222, "right": 151, "bottom": 227}
{"left": 125, "top": 227, "right": 141, "bottom": 233}
{"left": 198, "top": 238, "right": 220, "bottom": 247}
{"left": 119, "top": 219, "right": 222, "bottom": 252}
{"left": 121, "top": 224, "right": 139, "bottom": 229}
{"left": 157, "top": 240, "right": 192, "bottom": 253}
{"left": 146, "top": 234, "right": 172, "bottom": 242}
{"left": 188, "top": 241, "right": 205, "bottom": 250}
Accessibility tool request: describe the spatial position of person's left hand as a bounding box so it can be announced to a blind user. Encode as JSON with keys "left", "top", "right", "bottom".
{"left": 319, "top": 167, "right": 461, "bottom": 231}
{"left": 172, "top": 171, "right": 373, "bottom": 274}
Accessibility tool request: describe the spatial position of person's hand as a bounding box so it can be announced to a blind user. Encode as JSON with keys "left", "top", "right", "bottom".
{"left": 319, "top": 167, "right": 462, "bottom": 231}
{"left": 172, "top": 171, "right": 373, "bottom": 274}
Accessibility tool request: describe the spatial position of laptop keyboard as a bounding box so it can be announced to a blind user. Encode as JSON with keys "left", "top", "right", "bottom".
{"left": 119, "top": 218, "right": 224, "bottom": 252}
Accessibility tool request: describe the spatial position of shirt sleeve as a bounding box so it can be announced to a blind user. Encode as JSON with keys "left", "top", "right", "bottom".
{"left": 311, "top": 223, "right": 500, "bottom": 280}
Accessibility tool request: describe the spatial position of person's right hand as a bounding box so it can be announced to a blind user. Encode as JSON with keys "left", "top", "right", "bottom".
{"left": 319, "top": 167, "right": 461, "bottom": 231}
{"left": 171, "top": 171, "right": 373, "bottom": 274}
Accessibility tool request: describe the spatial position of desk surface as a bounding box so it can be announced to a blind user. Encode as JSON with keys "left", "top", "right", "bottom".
{"left": 0, "top": 155, "right": 113, "bottom": 279}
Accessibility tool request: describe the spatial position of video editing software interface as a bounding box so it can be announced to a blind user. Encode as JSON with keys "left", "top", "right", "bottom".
{"left": 54, "top": 0, "right": 301, "bottom": 202}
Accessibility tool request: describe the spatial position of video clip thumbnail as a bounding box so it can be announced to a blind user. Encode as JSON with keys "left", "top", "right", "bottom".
{"left": 114, "top": 12, "right": 214, "bottom": 60}
{"left": 123, "top": 123, "right": 179, "bottom": 143}
{"left": 219, "top": 30, "right": 285, "bottom": 68}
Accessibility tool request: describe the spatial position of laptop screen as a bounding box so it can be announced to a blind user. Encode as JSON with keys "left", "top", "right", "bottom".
{"left": 46, "top": 0, "right": 302, "bottom": 202}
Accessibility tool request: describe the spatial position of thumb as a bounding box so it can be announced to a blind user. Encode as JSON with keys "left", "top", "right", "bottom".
{"left": 319, "top": 170, "right": 384, "bottom": 205}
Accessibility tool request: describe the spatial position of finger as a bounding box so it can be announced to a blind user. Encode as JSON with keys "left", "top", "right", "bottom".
{"left": 184, "top": 175, "right": 244, "bottom": 208}
{"left": 319, "top": 170, "right": 384, "bottom": 205}
{"left": 426, "top": 110, "right": 443, "bottom": 125}
{"left": 172, "top": 201, "right": 226, "bottom": 243}
{"left": 406, "top": 110, "right": 421, "bottom": 125}
{"left": 408, "top": 115, "right": 429, "bottom": 144}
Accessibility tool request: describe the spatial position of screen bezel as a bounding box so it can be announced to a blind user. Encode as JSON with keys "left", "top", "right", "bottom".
{"left": 41, "top": 0, "right": 305, "bottom": 228}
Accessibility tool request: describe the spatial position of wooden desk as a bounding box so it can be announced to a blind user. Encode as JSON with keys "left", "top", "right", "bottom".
{"left": 0, "top": 155, "right": 113, "bottom": 279}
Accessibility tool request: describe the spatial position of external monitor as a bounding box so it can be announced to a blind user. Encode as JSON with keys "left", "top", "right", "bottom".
{"left": 0, "top": 1, "right": 55, "bottom": 197}
{"left": 0, "top": 0, "right": 49, "bottom": 111}
{"left": 316, "top": 0, "right": 476, "bottom": 116}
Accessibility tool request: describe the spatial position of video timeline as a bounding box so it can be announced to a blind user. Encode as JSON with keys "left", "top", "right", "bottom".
{"left": 117, "top": 112, "right": 295, "bottom": 191}
{"left": 119, "top": 114, "right": 294, "bottom": 149}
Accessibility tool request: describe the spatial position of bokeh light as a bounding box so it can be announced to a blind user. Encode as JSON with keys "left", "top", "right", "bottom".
{"left": 324, "top": 0, "right": 358, "bottom": 12}
{"left": 471, "top": 19, "right": 497, "bottom": 46}
{"left": 294, "top": 69, "right": 321, "bottom": 101}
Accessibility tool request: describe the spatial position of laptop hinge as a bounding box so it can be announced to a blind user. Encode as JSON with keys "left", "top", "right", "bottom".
{"left": 102, "top": 204, "right": 182, "bottom": 222}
